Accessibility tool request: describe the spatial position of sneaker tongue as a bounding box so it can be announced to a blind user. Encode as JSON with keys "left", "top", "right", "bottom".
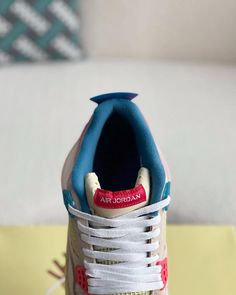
{"left": 85, "top": 168, "right": 150, "bottom": 218}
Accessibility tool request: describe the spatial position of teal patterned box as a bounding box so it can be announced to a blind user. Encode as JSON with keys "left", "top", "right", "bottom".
{"left": 0, "top": 0, "right": 81, "bottom": 63}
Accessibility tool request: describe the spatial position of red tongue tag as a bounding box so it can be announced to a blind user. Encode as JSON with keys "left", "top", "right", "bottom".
{"left": 94, "top": 184, "right": 146, "bottom": 209}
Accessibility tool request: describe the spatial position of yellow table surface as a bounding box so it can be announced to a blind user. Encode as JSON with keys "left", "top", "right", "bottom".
{"left": 0, "top": 225, "right": 235, "bottom": 295}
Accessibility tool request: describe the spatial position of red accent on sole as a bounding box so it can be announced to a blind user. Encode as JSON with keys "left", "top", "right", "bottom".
{"left": 156, "top": 257, "right": 168, "bottom": 290}
{"left": 74, "top": 265, "right": 90, "bottom": 294}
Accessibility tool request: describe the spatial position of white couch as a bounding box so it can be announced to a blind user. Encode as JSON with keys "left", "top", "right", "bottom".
{"left": 0, "top": 60, "right": 235, "bottom": 224}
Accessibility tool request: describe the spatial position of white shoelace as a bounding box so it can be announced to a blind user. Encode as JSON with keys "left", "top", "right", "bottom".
{"left": 44, "top": 277, "right": 65, "bottom": 295}
{"left": 68, "top": 195, "right": 171, "bottom": 295}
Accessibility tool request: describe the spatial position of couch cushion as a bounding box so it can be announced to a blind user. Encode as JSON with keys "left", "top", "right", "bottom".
{"left": 0, "top": 0, "right": 81, "bottom": 63}
{"left": 0, "top": 60, "right": 235, "bottom": 224}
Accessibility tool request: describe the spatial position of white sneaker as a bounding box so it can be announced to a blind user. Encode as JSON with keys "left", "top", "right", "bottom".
{"left": 61, "top": 93, "right": 171, "bottom": 295}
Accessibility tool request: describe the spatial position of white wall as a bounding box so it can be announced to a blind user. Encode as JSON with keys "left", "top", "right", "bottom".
{"left": 80, "top": 0, "right": 236, "bottom": 62}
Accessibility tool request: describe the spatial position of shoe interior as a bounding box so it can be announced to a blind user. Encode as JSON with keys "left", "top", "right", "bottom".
{"left": 93, "top": 111, "right": 140, "bottom": 191}
{"left": 71, "top": 98, "right": 166, "bottom": 213}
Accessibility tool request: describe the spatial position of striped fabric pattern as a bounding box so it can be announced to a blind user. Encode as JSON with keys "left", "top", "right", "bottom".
{"left": 0, "top": 0, "right": 81, "bottom": 63}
